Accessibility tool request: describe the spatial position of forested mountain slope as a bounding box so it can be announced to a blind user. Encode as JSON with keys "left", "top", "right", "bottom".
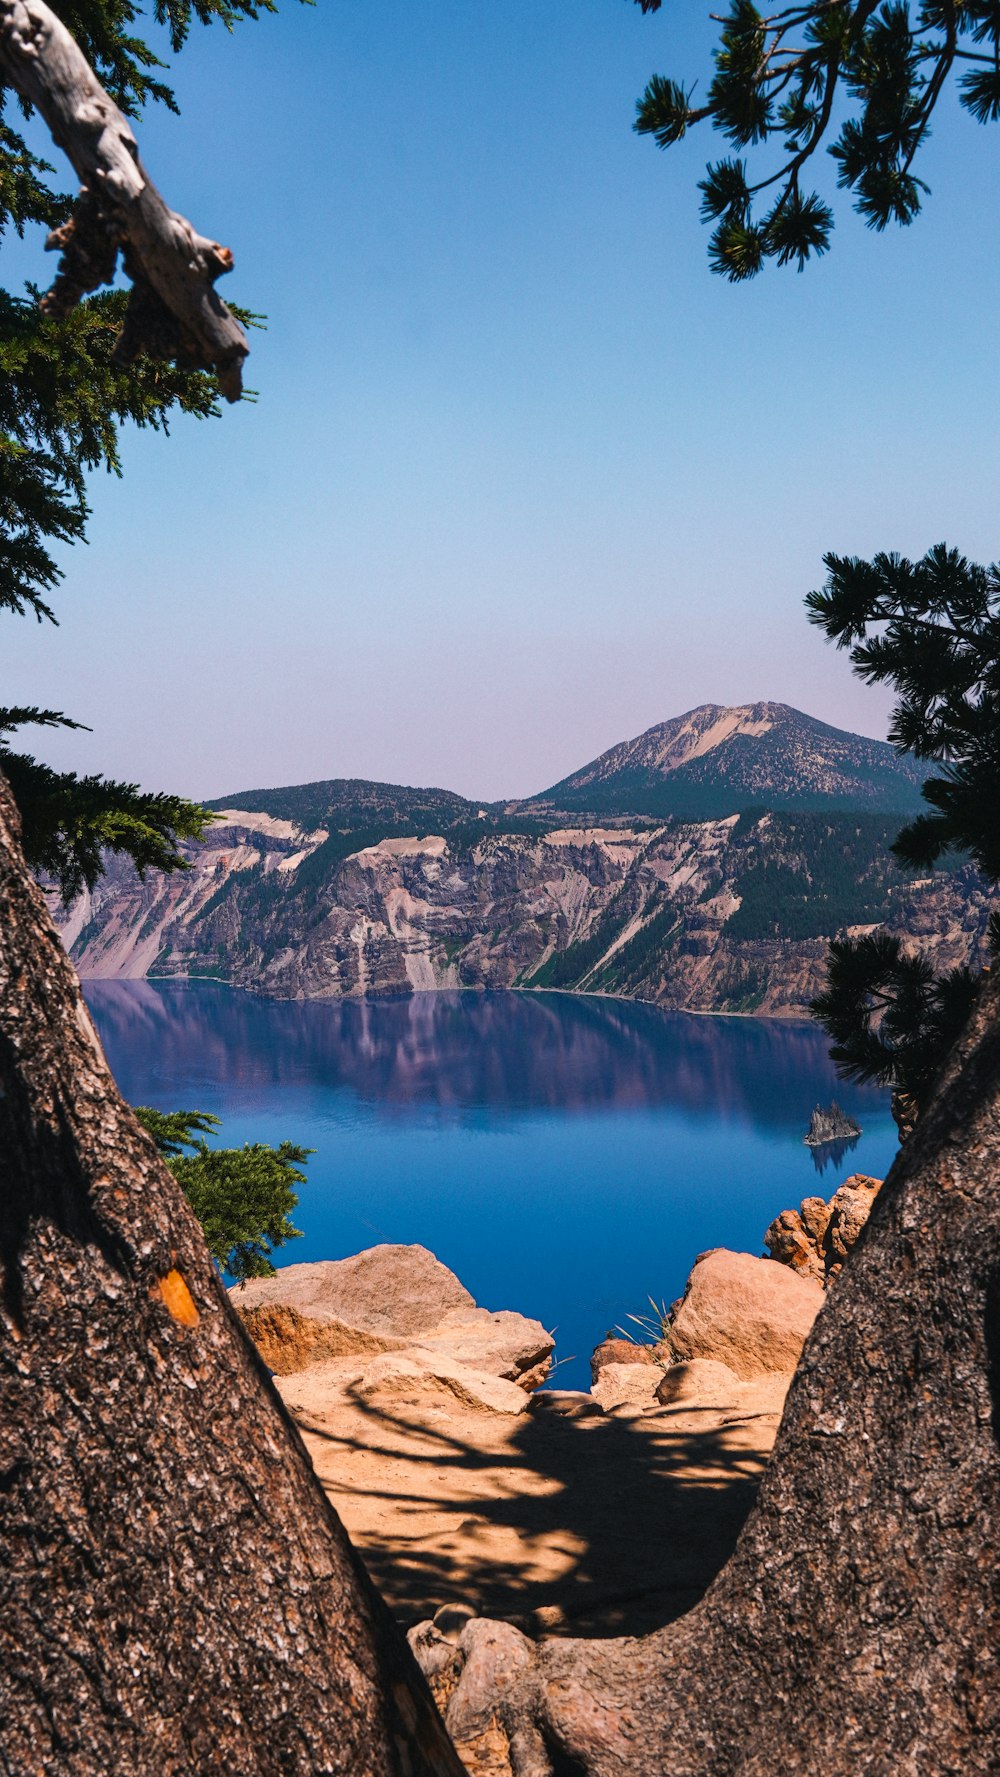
{"left": 56, "top": 806, "right": 995, "bottom": 1017}
{"left": 533, "top": 702, "right": 927, "bottom": 818}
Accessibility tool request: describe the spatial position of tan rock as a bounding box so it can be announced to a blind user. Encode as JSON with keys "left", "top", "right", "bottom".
{"left": 799, "top": 1195, "right": 832, "bottom": 1247}
{"left": 281, "top": 1352, "right": 782, "bottom": 1640}
{"left": 764, "top": 1175, "right": 884, "bottom": 1287}
{"left": 590, "top": 1338, "right": 658, "bottom": 1383}
{"left": 654, "top": 1361, "right": 792, "bottom": 1422}
{"left": 234, "top": 1302, "right": 402, "bottom": 1375}
{"left": 762, "top": 1209, "right": 825, "bottom": 1284}
{"left": 529, "top": 1391, "right": 605, "bottom": 1419}
{"left": 729, "top": 1372, "right": 792, "bottom": 1418}
{"left": 825, "top": 1173, "right": 883, "bottom": 1275}
{"left": 231, "top": 1246, "right": 553, "bottom": 1388}
{"left": 655, "top": 1358, "right": 741, "bottom": 1408}
{"left": 417, "top": 1306, "right": 554, "bottom": 1389}
{"left": 232, "top": 1244, "right": 475, "bottom": 1336}
{"left": 591, "top": 1362, "right": 663, "bottom": 1412}
{"left": 667, "top": 1248, "right": 824, "bottom": 1380}
{"left": 351, "top": 1349, "right": 532, "bottom": 1416}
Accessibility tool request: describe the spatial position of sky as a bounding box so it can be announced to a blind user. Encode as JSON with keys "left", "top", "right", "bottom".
{"left": 5, "top": 0, "right": 1000, "bottom": 803}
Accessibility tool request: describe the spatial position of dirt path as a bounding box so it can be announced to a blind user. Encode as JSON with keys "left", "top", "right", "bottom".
{"left": 279, "top": 1367, "right": 781, "bottom": 1639}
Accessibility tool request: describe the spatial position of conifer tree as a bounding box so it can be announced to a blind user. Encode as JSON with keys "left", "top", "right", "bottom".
{"left": 631, "top": 0, "right": 1000, "bottom": 278}
{"left": 806, "top": 544, "right": 1000, "bottom": 876}
{"left": 805, "top": 544, "right": 1000, "bottom": 1125}
{"left": 0, "top": 9, "right": 463, "bottom": 1769}
{"left": 134, "top": 1105, "right": 311, "bottom": 1284}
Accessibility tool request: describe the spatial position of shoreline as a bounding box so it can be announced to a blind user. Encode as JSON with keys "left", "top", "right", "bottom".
{"left": 80, "top": 972, "right": 817, "bottom": 1026}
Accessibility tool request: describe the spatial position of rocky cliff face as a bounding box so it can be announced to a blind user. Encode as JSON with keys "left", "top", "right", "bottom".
{"left": 54, "top": 804, "right": 997, "bottom": 1016}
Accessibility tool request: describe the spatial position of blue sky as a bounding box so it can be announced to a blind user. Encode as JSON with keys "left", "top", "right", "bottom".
{"left": 6, "top": 0, "right": 1000, "bottom": 801}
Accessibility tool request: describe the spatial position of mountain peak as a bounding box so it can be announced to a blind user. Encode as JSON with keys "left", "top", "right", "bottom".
{"left": 534, "top": 701, "right": 925, "bottom": 819}
{"left": 603, "top": 702, "right": 792, "bottom": 778}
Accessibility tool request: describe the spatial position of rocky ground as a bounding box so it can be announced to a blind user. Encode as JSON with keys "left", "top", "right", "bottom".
{"left": 282, "top": 1364, "right": 782, "bottom": 1639}
{"left": 232, "top": 1178, "right": 871, "bottom": 1649}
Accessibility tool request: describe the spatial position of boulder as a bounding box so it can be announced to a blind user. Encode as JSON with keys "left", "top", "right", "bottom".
{"left": 799, "top": 1195, "right": 832, "bottom": 1248}
{"left": 654, "top": 1358, "right": 741, "bottom": 1408}
{"left": 654, "top": 1360, "right": 792, "bottom": 1420}
{"left": 825, "top": 1173, "right": 883, "bottom": 1276}
{"left": 528, "top": 1391, "right": 605, "bottom": 1419}
{"left": 764, "top": 1175, "right": 883, "bottom": 1286}
{"left": 761, "top": 1209, "right": 826, "bottom": 1285}
{"left": 351, "top": 1350, "right": 531, "bottom": 1416}
{"left": 233, "top": 1244, "right": 475, "bottom": 1335}
{"left": 590, "top": 1338, "right": 659, "bottom": 1383}
{"left": 667, "top": 1248, "right": 824, "bottom": 1380}
{"left": 727, "top": 1372, "right": 792, "bottom": 1418}
{"left": 417, "top": 1306, "right": 554, "bottom": 1390}
{"left": 231, "top": 1246, "right": 554, "bottom": 1389}
{"left": 234, "top": 1303, "right": 401, "bottom": 1375}
{"left": 590, "top": 1362, "right": 663, "bottom": 1412}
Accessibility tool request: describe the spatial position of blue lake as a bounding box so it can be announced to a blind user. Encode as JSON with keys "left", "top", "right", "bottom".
{"left": 84, "top": 981, "right": 899, "bottom": 1390}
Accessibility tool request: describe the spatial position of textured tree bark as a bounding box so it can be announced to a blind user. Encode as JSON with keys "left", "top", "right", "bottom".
{"left": 0, "top": 772, "right": 464, "bottom": 1776}
{"left": 419, "top": 974, "right": 1000, "bottom": 1775}
{"left": 0, "top": 0, "right": 249, "bottom": 397}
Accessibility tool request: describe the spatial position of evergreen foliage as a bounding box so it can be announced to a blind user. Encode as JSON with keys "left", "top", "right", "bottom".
{"left": 806, "top": 544, "right": 1000, "bottom": 1121}
{"left": 1, "top": 708, "right": 213, "bottom": 898}
{"left": 133, "top": 1105, "right": 221, "bottom": 1154}
{"left": 806, "top": 544, "right": 1000, "bottom": 879}
{"left": 588, "top": 895, "right": 681, "bottom": 994}
{"left": 810, "top": 930, "right": 983, "bottom": 1103}
{"left": 632, "top": 0, "right": 1000, "bottom": 276}
{"left": 529, "top": 887, "right": 683, "bottom": 996}
{"left": 726, "top": 811, "right": 915, "bottom": 938}
{"left": 530, "top": 886, "right": 634, "bottom": 989}
{"left": 135, "top": 1104, "right": 310, "bottom": 1283}
{"left": 1, "top": 0, "right": 268, "bottom": 891}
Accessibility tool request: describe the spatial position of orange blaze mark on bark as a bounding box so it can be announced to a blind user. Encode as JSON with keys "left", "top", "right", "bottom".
{"left": 158, "top": 1269, "right": 200, "bottom": 1327}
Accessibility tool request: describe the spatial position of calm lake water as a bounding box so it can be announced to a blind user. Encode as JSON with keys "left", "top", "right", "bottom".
{"left": 85, "top": 981, "right": 899, "bottom": 1390}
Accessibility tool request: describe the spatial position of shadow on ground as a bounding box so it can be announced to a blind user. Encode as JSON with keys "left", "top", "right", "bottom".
{"left": 292, "top": 1390, "right": 777, "bottom": 1638}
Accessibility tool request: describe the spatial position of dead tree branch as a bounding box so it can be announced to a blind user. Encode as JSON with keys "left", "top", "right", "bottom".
{"left": 0, "top": 0, "right": 249, "bottom": 397}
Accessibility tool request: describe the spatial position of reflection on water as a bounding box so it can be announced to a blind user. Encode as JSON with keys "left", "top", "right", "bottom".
{"left": 808, "top": 1134, "right": 862, "bottom": 1176}
{"left": 85, "top": 981, "right": 880, "bottom": 1135}
{"left": 85, "top": 982, "right": 899, "bottom": 1389}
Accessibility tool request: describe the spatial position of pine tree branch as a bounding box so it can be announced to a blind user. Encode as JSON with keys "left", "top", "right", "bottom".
{"left": 0, "top": 0, "right": 248, "bottom": 399}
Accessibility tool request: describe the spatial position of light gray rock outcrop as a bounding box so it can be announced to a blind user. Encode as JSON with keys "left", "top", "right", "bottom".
{"left": 55, "top": 795, "right": 998, "bottom": 1018}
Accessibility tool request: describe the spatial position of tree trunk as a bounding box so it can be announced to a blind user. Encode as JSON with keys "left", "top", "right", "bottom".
{"left": 0, "top": 772, "right": 463, "bottom": 1775}
{"left": 420, "top": 975, "right": 1000, "bottom": 1775}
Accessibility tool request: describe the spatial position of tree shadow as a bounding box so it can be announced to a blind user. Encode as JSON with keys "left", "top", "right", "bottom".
{"left": 292, "top": 1389, "right": 776, "bottom": 1639}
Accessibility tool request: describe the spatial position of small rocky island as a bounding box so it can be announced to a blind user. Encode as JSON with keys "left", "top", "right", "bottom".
{"left": 804, "top": 1100, "right": 861, "bottom": 1147}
